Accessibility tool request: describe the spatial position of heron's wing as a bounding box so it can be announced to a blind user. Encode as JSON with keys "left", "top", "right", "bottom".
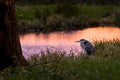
{"left": 84, "top": 41, "right": 94, "bottom": 51}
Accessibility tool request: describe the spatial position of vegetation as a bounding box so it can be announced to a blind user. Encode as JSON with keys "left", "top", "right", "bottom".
{"left": 16, "top": 5, "right": 115, "bottom": 20}
{"left": 15, "top": 5, "right": 120, "bottom": 34}
{"left": 0, "top": 40, "right": 120, "bottom": 80}
{"left": 14, "top": 0, "right": 120, "bottom": 6}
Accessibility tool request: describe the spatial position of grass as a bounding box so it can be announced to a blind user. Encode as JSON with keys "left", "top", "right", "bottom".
{"left": 16, "top": 5, "right": 35, "bottom": 20}
{"left": 79, "top": 5, "right": 115, "bottom": 19}
{"left": 15, "top": 5, "right": 56, "bottom": 20}
{"left": 0, "top": 40, "right": 120, "bottom": 80}
{"left": 15, "top": 5, "right": 117, "bottom": 20}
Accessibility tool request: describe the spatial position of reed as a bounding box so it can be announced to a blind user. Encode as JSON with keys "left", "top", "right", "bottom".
{"left": 0, "top": 40, "right": 120, "bottom": 80}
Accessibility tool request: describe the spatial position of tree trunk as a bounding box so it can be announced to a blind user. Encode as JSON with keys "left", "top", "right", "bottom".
{"left": 0, "top": 0, "right": 28, "bottom": 69}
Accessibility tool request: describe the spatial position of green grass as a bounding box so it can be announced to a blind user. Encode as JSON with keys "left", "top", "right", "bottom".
{"left": 15, "top": 5, "right": 117, "bottom": 20}
{"left": 15, "top": 5, "right": 57, "bottom": 20}
{"left": 16, "top": 5, "right": 35, "bottom": 20}
{"left": 79, "top": 5, "right": 116, "bottom": 19}
{"left": 0, "top": 40, "right": 120, "bottom": 80}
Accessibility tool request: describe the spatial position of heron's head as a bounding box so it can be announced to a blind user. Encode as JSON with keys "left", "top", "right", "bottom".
{"left": 75, "top": 39, "right": 86, "bottom": 43}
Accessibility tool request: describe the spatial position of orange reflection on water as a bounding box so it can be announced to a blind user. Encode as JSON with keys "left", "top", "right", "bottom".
{"left": 79, "top": 27, "right": 120, "bottom": 42}
{"left": 20, "top": 26, "right": 120, "bottom": 46}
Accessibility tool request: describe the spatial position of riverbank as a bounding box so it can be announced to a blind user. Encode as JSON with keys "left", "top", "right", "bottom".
{"left": 0, "top": 40, "right": 120, "bottom": 80}
{"left": 16, "top": 5, "right": 120, "bottom": 34}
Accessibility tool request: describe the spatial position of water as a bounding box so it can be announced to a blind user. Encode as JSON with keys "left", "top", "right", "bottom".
{"left": 20, "top": 27, "right": 120, "bottom": 58}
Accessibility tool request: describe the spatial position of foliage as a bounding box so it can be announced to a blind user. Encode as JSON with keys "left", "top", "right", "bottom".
{"left": 15, "top": 5, "right": 120, "bottom": 33}
{"left": 0, "top": 40, "right": 120, "bottom": 80}
{"left": 113, "top": 7, "right": 120, "bottom": 27}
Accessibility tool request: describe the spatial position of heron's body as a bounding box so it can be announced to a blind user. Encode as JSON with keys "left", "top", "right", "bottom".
{"left": 76, "top": 39, "right": 95, "bottom": 55}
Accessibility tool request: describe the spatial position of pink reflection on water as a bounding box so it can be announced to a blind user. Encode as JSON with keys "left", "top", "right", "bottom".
{"left": 20, "top": 27, "right": 120, "bottom": 58}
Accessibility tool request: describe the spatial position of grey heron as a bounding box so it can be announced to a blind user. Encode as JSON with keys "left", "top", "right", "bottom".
{"left": 76, "top": 39, "right": 95, "bottom": 55}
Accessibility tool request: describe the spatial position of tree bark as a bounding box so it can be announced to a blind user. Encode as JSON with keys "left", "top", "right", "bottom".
{"left": 0, "top": 0, "right": 28, "bottom": 69}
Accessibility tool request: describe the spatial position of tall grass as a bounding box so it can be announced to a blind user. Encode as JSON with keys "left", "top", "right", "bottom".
{"left": 94, "top": 39, "right": 120, "bottom": 58}
{"left": 0, "top": 40, "right": 120, "bottom": 80}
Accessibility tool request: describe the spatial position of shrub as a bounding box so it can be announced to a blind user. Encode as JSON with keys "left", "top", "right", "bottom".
{"left": 45, "top": 15, "right": 63, "bottom": 31}
{"left": 113, "top": 8, "right": 120, "bottom": 27}
{"left": 17, "top": 19, "right": 44, "bottom": 33}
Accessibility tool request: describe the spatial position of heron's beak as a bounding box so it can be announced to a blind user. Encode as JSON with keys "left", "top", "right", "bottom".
{"left": 75, "top": 40, "right": 80, "bottom": 42}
